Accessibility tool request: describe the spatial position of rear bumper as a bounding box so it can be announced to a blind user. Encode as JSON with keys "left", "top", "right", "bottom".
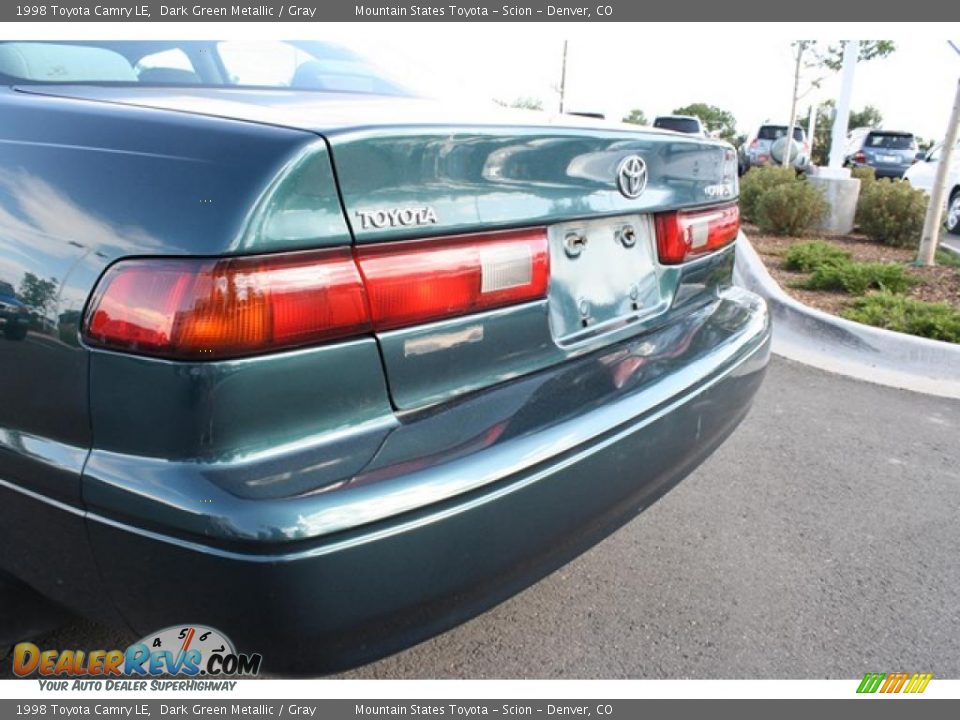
{"left": 74, "top": 287, "right": 771, "bottom": 673}
{"left": 1, "top": 285, "right": 769, "bottom": 673}
{"left": 850, "top": 161, "right": 911, "bottom": 178}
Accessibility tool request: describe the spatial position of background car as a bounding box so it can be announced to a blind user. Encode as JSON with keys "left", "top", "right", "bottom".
{"left": 739, "top": 124, "right": 809, "bottom": 174}
{"left": 653, "top": 114, "right": 707, "bottom": 137}
{"left": 844, "top": 128, "right": 919, "bottom": 179}
{"left": 0, "top": 281, "right": 29, "bottom": 341}
{"left": 904, "top": 141, "right": 960, "bottom": 235}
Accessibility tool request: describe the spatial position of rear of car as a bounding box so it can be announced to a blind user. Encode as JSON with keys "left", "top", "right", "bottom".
{"left": 741, "top": 124, "right": 809, "bottom": 172}
{"left": 0, "top": 281, "right": 30, "bottom": 340}
{"left": 653, "top": 114, "right": 706, "bottom": 137}
{"left": 846, "top": 129, "right": 918, "bottom": 179}
{"left": 0, "top": 40, "right": 770, "bottom": 673}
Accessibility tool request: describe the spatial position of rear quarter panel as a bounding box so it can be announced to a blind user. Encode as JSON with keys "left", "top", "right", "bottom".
{"left": 0, "top": 87, "right": 360, "bottom": 612}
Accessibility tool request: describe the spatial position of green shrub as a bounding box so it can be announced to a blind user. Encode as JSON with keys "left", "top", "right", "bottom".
{"left": 856, "top": 179, "right": 928, "bottom": 247}
{"left": 783, "top": 240, "right": 852, "bottom": 272}
{"left": 739, "top": 166, "right": 798, "bottom": 223}
{"left": 850, "top": 166, "right": 877, "bottom": 185}
{"left": 755, "top": 182, "right": 828, "bottom": 236}
{"left": 933, "top": 249, "right": 960, "bottom": 268}
{"left": 802, "top": 260, "right": 914, "bottom": 295}
{"left": 843, "top": 293, "right": 960, "bottom": 343}
{"left": 852, "top": 167, "right": 877, "bottom": 226}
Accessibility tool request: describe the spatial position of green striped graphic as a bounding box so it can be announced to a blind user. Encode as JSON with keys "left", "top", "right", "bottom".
{"left": 857, "top": 673, "right": 886, "bottom": 693}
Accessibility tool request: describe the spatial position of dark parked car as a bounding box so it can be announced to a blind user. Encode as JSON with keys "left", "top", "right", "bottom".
{"left": 0, "top": 40, "right": 770, "bottom": 673}
{"left": 0, "top": 281, "right": 29, "bottom": 340}
{"left": 844, "top": 128, "right": 919, "bottom": 179}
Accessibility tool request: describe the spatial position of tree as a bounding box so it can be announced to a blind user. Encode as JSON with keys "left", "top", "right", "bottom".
{"left": 817, "top": 41, "right": 897, "bottom": 71}
{"left": 18, "top": 273, "right": 57, "bottom": 315}
{"left": 671, "top": 103, "right": 738, "bottom": 143}
{"left": 784, "top": 41, "right": 895, "bottom": 167}
{"left": 622, "top": 109, "right": 648, "bottom": 126}
{"left": 494, "top": 97, "right": 544, "bottom": 111}
{"left": 799, "top": 101, "right": 884, "bottom": 166}
{"left": 850, "top": 105, "right": 884, "bottom": 130}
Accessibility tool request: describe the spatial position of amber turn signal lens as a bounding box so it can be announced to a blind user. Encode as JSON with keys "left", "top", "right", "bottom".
{"left": 83, "top": 248, "right": 371, "bottom": 360}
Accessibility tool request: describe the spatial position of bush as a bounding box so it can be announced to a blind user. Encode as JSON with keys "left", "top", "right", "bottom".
{"left": 856, "top": 179, "right": 928, "bottom": 247}
{"left": 850, "top": 166, "right": 877, "bottom": 185}
{"left": 739, "top": 166, "right": 798, "bottom": 223}
{"left": 843, "top": 293, "right": 960, "bottom": 343}
{"left": 783, "top": 240, "right": 852, "bottom": 272}
{"left": 802, "top": 260, "right": 914, "bottom": 295}
{"left": 933, "top": 249, "right": 960, "bottom": 268}
{"left": 755, "top": 182, "right": 828, "bottom": 236}
{"left": 852, "top": 167, "right": 877, "bottom": 226}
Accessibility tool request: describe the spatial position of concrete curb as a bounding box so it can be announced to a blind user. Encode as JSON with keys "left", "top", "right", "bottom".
{"left": 733, "top": 233, "right": 960, "bottom": 399}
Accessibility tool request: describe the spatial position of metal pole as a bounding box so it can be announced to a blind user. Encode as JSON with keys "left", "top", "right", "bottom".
{"left": 828, "top": 40, "right": 860, "bottom": 170}
{"left": 783, "top": 43, "right": 803, "bottom": 168}
{"left": 559, "top": 40, "right": 568, "bottom": 114}
{"left": 808, "top": 103, "right": 818, "bottom": 163}
{"left": 917, "top": 77, "right": 960, "bottom": 266}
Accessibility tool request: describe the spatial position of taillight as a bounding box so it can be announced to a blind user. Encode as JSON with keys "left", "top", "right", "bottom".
{"left": 83, "top": 248, "right": 370, "bottom": 360}
{"left": 749, "top": 139, "right": 759, "bottom": 149}
{"left": 854, "top": 151, "right": 867, "bottom": 164}
{"left": 355, "top": 228, "right": 549, "bottom": 331}
{"left": 655, "top": 203, "right": 740, "bottom": 264}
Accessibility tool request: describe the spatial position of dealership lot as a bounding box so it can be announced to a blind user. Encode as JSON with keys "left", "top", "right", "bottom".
{"left": 3, "top": 357, "right": 958, "bottom": 679}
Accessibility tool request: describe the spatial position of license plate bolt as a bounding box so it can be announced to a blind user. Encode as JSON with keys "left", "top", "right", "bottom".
{"left": 578, "top": 298, "right": 593, "bottom": 327}
{"left": 564, "top": 231, "right": 588, "bottom": 258}
{"left": 617, "top": 225, "right": 637, "bottom": 248}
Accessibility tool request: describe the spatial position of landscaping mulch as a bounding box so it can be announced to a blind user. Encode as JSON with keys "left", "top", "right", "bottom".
{"left": 745, "top": 223, "right": 960, "bottom": 314}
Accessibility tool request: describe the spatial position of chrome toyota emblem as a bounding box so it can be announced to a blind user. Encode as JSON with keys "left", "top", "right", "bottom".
{"left": 616, "top": 155, "right": 648, "bottom": 199}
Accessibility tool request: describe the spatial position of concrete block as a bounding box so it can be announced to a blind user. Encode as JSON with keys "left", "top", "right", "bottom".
{"left": 808, "top": 174, "right": 861, "bottom": 235}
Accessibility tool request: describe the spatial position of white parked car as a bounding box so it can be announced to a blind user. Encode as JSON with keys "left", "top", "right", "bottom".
{"left": 904, "top": 142, "right": 960, "bottom": 235}
{"left": 653, "top": 115, "right": 707, "bottom": 137}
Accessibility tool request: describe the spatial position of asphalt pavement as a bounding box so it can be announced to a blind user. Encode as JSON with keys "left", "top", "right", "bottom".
{"left": 3, "top": 357, "right": 959, "bottom": 679}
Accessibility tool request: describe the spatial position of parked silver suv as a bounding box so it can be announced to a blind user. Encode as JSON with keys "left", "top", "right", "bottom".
{"left": 739, "top": 124, "right": 810, "bottom": 174}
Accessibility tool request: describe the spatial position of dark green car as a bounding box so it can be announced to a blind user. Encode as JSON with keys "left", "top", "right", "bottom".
{"left": 0, "top": 40, "right": 769, "bottom": 673}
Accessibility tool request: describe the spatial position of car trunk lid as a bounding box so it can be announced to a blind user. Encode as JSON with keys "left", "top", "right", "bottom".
{"left": 324, "top": 125, "right": 738, "bottom": 409}
{"left": 21, "top": 86, "right": 739, "bottom": 410}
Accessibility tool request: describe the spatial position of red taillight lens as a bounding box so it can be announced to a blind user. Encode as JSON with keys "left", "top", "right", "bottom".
{"left": 83, "top": 249, "right": 370, "bottom": 359}
{"left": 355, "top": 228, "right": 549, "bottom": 331}
{"left": 749, "top": 139, "right": 759, "bottom": 149}
{"left": 655, "top": 203, "right": 740, "bottom": 265}
{"left": 854, "top": 151, "right": 867, "bottom": 164}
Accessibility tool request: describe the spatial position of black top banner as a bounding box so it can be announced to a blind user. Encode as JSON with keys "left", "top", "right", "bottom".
{"left": 2, "top": 0, "right": 958, "bottom": 21}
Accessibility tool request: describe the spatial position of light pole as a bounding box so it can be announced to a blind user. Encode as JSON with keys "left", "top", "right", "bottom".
{"left": 917, "top": 41, "right": 960, "bottom": 266}
{"left": 809, "top": 40, "right": 861, "bottom": 235}
{"left": 827, "top": 40, "right": 859, "bottom": 170}
{"left": 808, "top": 103, "right": 818, "bottom": 161}
{"left": 558, "top": 40, "right": 568, "bottom": 114}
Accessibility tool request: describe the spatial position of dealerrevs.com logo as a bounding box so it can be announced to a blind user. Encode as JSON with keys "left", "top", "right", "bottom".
{"left": 13, "top": 625, "right": 262, "bottom": 686}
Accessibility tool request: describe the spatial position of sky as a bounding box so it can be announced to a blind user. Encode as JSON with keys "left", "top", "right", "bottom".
{"left": 16, "top": 22, "right": 960, "bottom": 142}
{"left": 345, "top": 27, "right": 960, "bottom": 142}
